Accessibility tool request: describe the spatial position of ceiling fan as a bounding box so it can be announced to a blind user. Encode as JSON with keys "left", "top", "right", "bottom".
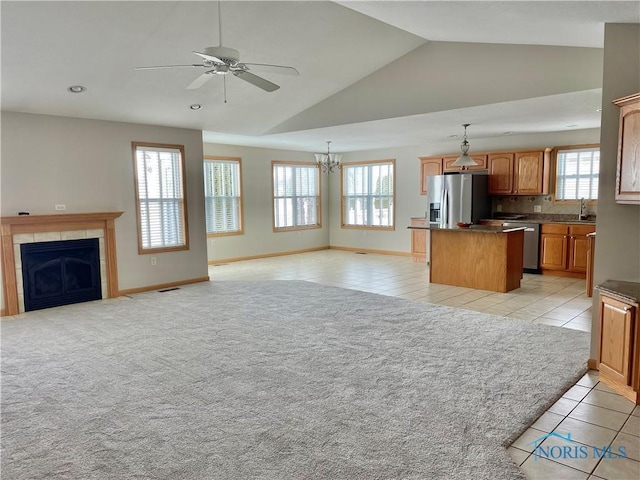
{"left": 135, "top": 2, "right": 299, "bottom": 96}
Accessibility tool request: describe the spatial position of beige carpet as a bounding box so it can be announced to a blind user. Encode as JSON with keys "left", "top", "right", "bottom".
{"left": 1, "top": 280, "right": 590, "bottom": 479}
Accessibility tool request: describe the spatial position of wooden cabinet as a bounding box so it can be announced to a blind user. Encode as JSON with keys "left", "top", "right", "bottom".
{"left": 586, "top": 233, "right": 596, "bottom": 297}
{"left": 540, "top": 224, "right": 568, "bottom": 271}
{"left": 488, "top": 153, "right": 514, "bottom": 194}
{"left": 488, "top": 149, "right": 551, "bottom": 195}
{"left": 596, "top": 282, "right": 640, "bottom": 404}
{"left": 613, "top": 93, "right": 640, "bottom": 204}
{"left": 419, "top": 154, "right": 488, "bottom": 194}
{"left": 419, "top": 158, "right": 443, "bottom": 195}
{"left": 410, "top": 218, "right": 428, "bottom": 262}
{"left": 540, "top": 223, "right": 595, "bottom": 277}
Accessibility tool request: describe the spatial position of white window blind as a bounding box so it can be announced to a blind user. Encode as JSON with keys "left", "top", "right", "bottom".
{"left": 204, "top": 159, "right": 242, "bottom": 234}
{"left": 555, "top": 148, "right": 600, "bottom": 200}
{"left": 134, "top": 144, "right": 187, "bottom": 251}
{"left": 343, "top": 161, "right": 394, "bottom": 228}
{"left": 272, "top": 163, "right": 320, "bottom": 229}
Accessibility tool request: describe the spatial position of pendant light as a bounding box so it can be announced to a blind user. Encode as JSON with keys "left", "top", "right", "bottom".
{"left": 451, "top": 124, "right": 478, "bottom": 170}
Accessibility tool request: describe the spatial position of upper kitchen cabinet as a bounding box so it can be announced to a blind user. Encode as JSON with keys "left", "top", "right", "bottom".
{"left": 488, "top": 153, "right": 514, "bottom": 194}
{"left": 420, "top": 154, "right": 488, "bottom": 194}
{"left": 488, "top": 149, "right": 551, "bottom": 195}
{"left": 613, "top": 93, "right": 640, "bottom": 204}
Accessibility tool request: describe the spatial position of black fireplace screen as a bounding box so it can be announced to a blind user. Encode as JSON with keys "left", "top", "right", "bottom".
{"left": 21, "top": 238, "right": 102, "bottom": 312}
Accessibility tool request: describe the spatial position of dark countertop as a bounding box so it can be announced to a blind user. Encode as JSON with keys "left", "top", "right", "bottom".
{"left": 595, "top": 280, "right": 640, "bottom": 304}
{"left": 416, "top": 224, "right": 526, "bottom": 234}
{"left": 485, "top": 213, "right": 596, "bottom": 225}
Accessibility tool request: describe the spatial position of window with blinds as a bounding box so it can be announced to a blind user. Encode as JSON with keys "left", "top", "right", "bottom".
{"left": 133, "top": 143, "right": 189, "bottom": 253}
{"left": 342, "top": 160, "right": 395, "bottom": 229}
{"left": 204, "top": 157, "right": 243, "bottom": 236}
{"left": 555, "top": 146, "right": 600, "bottom": 201}
{"left": 272, "top": 162, "right": 320, "bottom": 230}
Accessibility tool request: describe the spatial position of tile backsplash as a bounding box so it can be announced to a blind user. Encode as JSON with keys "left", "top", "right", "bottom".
{"left": 492, "top": 195, "right": 597, "bottom": 216}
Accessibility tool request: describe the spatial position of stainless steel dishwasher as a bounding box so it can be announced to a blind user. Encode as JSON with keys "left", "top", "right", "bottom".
{"left": 502, "top": 222, "right": 540, "bottom": 273}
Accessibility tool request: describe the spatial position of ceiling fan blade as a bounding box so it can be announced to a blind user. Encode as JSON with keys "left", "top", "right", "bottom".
{"left": 186, "top": 73, "right": 213, "bottom": 90}
{"left": 242, "top": 63, "right": 299, "bottom": 76}
{"left": 193, "top": 51, "right": 225, "bottom": 64}
{"left": 234, "top": 71, "right": 280, "bottom": 92}
{"left": 135, "top": 64, "right": 203, "bottom": 70}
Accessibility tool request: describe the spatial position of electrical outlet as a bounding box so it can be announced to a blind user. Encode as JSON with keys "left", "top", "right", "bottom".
{"left": 496, "top": 205, "right": 502, "bottom": 212}
{"left": 55, "top": 204, "right": 66, "bottom": 211}
{"left": 150, "top": 257, "right": 157, "bottom": 266}
{"left": 534, "top": 205, "right": 542, "bottom": 213}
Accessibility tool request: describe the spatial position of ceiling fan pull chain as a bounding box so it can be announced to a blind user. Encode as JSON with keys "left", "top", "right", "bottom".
{"left": 223, "top": 75, "right": 228, "bottom": 104}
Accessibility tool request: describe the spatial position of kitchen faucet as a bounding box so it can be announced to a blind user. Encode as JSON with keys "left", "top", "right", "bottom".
{"left": 578, "top": 197, "right": 588, "bottom": 220}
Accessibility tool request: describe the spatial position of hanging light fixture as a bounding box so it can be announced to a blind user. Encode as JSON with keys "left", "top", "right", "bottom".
{"left": 315, "top": 141, "right": 342, "bottom": 173}
{"left": 451, "top": 124, "right": 478, "bottom": 170}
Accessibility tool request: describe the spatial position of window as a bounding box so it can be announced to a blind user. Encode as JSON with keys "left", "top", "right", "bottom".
{"left": 272, "top": 162, "right": 320, "bottom": 230}
{"left": 342, "top": 160, "right": 395, "bottom": 229}
{"left": 554, "top": 145, "right": 600, "bottom": 201}
{"left": 204, "top": 157, "right": 243, "bottom": 236}
{"left": 132, "top": 142, "right": 189, "bottom": 253}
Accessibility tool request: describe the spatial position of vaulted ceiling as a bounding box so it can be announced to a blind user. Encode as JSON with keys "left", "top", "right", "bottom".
{"left": 2, "top": 1, "right": 639, "bottom": 151}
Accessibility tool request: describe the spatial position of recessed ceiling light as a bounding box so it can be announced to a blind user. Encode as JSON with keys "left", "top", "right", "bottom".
{"left": 190, "top": 104, "right": 202, "bottom": 110}
{"left": 596, "top": 108, "right": 602, "bottom": 112}
{"left": 503, "top": 131, "right": 515, "bottom": 135}
{"left": 67, "top": 85, "right": 86, "bottom": 93}
{"left": 447, "top": 134, "right": 458, "bottom": 138}
{"left": 566, "top": 124, "right": 578, "bottom": 128}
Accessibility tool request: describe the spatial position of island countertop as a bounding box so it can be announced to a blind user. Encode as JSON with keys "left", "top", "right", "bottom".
{"left": 408, "top": 224, "right": 526, "bottom": 233}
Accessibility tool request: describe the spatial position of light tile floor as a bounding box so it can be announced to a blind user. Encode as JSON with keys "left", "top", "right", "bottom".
{"left": 209, "top": 250, "right": 639, "bottom": 480}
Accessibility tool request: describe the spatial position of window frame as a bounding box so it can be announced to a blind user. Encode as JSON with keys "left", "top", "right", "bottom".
{"left": 341, "top": 159, "right": 396, "bottom": 231}
{"left": 552, "top": 143, "right": 600, "bottom": 204}
{"left": 203, "top": 156, "right": 244, "bottom": 237}
{"left": 271, "top": 160, "right": 322, "bottom": 232}
{"left": 132, "top": 142, "right": 189, "bottom": 254}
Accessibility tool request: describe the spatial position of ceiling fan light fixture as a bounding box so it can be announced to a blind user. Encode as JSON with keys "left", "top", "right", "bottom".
{"left": 315, "top": 141, "right": 342, "bottom": 173}
{"left": 451, "top": 124, "right": 478, "bottom": 170}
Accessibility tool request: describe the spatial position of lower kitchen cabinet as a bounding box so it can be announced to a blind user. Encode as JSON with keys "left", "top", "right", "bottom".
{"left": 410, "top": 218, "right": 428, "bottom": 262}
{"left": 540, "top": 223, "right": 595, "bottom": 278}
{"left": 596, "top": 281, "right": 640, "bottom": 404}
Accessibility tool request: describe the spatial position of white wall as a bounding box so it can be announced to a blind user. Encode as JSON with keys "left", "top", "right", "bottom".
{"left": 202, "top": 143, "right": 330, "bottom": 262}
{"left": 328, "top": 129, "right": 601, "bottom": 252}
{"left": 590, "top": 24, "right": 640, "bottom": 358}
{"left": 0, "top": 112, "right": 208, "bottom": 303}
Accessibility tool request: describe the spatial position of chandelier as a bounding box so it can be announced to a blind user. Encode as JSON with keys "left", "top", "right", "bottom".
{"left": 315, "top": 141, "right": 342, "bottom": 173}
{"left": 451, "top": 124, "right": 479, "bottom": 170}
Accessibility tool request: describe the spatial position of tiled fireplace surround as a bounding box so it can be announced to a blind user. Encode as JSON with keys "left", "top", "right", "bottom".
{"left": 1, "top": 212, "right": 123, "bottom": 316}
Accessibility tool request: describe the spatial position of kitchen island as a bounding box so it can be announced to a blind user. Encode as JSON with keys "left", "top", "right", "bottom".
{"left": 428, "top": 225, "right": 525, "bottom": 293}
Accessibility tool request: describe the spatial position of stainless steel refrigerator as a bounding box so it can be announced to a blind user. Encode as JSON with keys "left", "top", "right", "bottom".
{"left": 426, "top": 172, "right": 491, "bottom": 227}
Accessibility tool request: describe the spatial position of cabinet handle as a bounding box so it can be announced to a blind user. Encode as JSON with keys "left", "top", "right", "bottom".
{"left": 609, "top": 304, "right": 632, "bottom": 314}
{"left": 564, "top": 235, "right": 569, "bottom": 239}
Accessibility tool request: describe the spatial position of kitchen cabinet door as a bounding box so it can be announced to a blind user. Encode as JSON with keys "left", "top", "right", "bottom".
{"left": 410, "top": 218, "right": 428, "bottom": 262}
{"left": 598, "top": 295, "right": 636, "bottom": 387}
{"left": 514, "top": 151, "right": 544, "bottom": 194}
{"left": 613, "top": 93, "right": 640, "bottom": 204}
{"left": 488, "top": 153, "right": 514, "bottom": 194}
{"left": 419, "top": 157, "right": 443, "bottom": 195}
{"left": 540, "top": 232, "right": 567, "bottom": 270}
{"left": 568, "top": 225, "right": 596, "bottom": 273}
{"left": 443, "top": 154, "right": 488, "bottom": 171}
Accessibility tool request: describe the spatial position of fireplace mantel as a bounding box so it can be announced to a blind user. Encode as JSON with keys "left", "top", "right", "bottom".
{"left": 1, "top": 212, "right": 123, "bottom": 316}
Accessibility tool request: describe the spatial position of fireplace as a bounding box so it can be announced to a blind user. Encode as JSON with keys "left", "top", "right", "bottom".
{"left": 1, "top": 212, "right": 123, "bottom": 316}
{"left": 21, "top": 238, "right": 102, "bottom": 311}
